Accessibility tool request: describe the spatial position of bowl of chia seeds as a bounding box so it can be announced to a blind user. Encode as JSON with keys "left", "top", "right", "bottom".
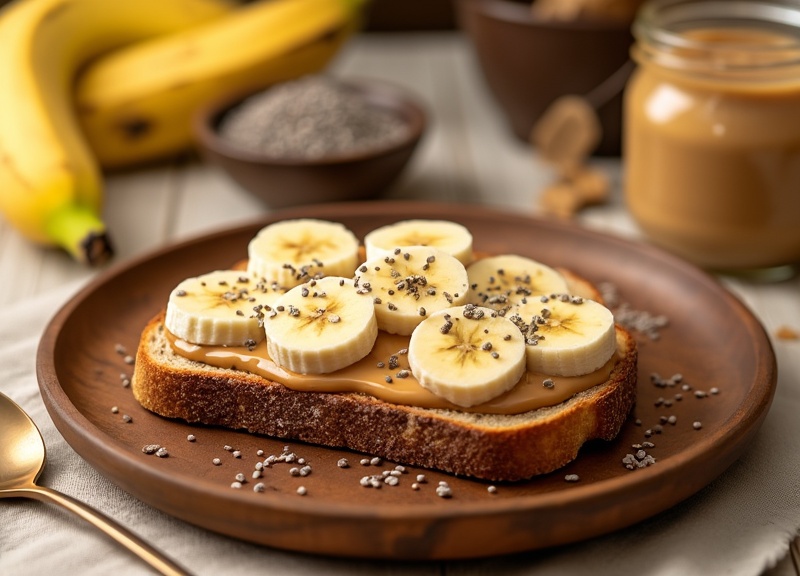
{"left": 193, "top": 75, "right": 426, "bottom": 208}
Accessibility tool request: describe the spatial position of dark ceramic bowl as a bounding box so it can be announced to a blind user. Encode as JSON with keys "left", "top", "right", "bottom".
{"left": 456, "top": 0, "right": 634, "bottom": 155}
{"left": 192, "top": 77, "right": 426, "bottom": 208}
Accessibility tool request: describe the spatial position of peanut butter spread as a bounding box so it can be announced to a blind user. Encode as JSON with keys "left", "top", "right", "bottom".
{"left": 168, "top": 330, "right": 618, "bottom": 415}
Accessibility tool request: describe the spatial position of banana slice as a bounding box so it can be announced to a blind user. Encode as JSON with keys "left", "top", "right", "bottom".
{"left": 408, "top": 304, "right": 527, "bottom": 407}
{"left": 165, "top": 270, "right": 281, "bottom": 346}
{"left": 467, "top": 254, "right": 570, "bottom": 315}
{"left": 247, "top": 219, "right": 360, "bottom": 288}
{"left": 264, "top": 275, "right": 377, "bottom": 374}
{"left": 509, "top": 294, "right": 616, "bottom": 377}
{"left": 355, "top": 246, "right": 470, "bottom": 335}
{"left": 364, "top": 219, "right": 474, "bottom": 265}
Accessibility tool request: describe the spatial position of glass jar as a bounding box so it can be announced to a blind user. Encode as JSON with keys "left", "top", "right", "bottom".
{"left": 623, "top": 0, "right": 800, "bottom": 278}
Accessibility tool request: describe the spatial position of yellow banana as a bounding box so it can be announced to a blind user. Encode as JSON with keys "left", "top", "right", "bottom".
{"left": 0, "top": 0, "right": 234, "bottom": 265}
{"left": 75, "top": 0, "right": 366, "bottom": 170}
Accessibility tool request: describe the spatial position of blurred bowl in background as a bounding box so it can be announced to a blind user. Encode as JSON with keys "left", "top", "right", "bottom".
{"left": 192, "top": 76, "right": 426, "bottom": 209}
{"left": 456, "top": 0, "right": 634, "bottom": 156}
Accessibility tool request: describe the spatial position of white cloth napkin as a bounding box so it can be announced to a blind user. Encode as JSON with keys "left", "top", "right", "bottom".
{"left": 1, "top": 282, "right": 798, "bottom": 576}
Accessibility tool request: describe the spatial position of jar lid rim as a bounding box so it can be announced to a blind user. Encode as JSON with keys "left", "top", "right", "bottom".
{"left": 637, "top": 0, "right": 800, "bottom": 49}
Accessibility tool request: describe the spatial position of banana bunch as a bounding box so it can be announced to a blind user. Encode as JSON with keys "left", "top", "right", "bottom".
{"left": 0, "top": 0, "right": 235, "bottom": 264}
{"left": 0, "top": 0, "right": 363, "bottom": 265}
{"left": 164, "top": 218, "right": 620, "bottom": 409}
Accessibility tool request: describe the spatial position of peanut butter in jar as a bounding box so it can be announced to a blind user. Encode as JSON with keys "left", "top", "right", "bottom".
{"left": 623, "top": 0, "right": 800, "bottom": 277}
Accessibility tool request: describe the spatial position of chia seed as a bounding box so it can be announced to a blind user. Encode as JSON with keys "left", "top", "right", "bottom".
{"left": 436, "top": 483, "right": 453, "bottom": 498}
{"left": 598, "top": 281, "right": 669, "bottom": 340}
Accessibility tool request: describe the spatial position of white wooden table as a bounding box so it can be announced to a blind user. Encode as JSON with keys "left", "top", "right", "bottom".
{"left": 0, "top": 32, "right": 798, "bottom": 576}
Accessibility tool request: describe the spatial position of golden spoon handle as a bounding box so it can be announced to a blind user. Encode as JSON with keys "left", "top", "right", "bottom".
{"left": 3, "top": 485, "right": 191, "bottom": 576}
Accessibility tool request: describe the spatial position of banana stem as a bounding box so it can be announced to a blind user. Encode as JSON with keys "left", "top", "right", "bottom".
{"left": 44, "top": 203, "right": 114, "bottom": 266}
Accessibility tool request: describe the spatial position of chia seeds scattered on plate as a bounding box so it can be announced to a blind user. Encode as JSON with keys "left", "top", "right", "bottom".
{"left": 217, "top": 76, "right": 412, "bottom": 160}
{"left": 435, "top": 482, "right": 453, "bottom": 498}
{"left": 598, "top": 281, "right": 669, "bottom": 340}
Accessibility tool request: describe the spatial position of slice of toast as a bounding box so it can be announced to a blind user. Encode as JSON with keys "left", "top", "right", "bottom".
{"left": 131, "top": 310, "right": 637, "bottom": 482}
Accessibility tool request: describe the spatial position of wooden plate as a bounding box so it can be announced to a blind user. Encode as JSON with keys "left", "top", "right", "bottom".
{"left": 36, "top": 201, "right": 776, "bottom": 560}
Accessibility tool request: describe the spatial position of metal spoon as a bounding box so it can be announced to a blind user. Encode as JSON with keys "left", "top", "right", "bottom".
{"left": 0, "top": 391, "right": 191, "bottom": 575}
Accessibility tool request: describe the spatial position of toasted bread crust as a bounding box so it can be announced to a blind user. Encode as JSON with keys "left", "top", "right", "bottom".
{"left": 132, "top": 311, "right": 637, "bottom": 482}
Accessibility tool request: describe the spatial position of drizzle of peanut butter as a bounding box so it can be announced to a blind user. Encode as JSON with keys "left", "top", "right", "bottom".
{"left": 168, "top": 330, "right": 618, "bottom": 415}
